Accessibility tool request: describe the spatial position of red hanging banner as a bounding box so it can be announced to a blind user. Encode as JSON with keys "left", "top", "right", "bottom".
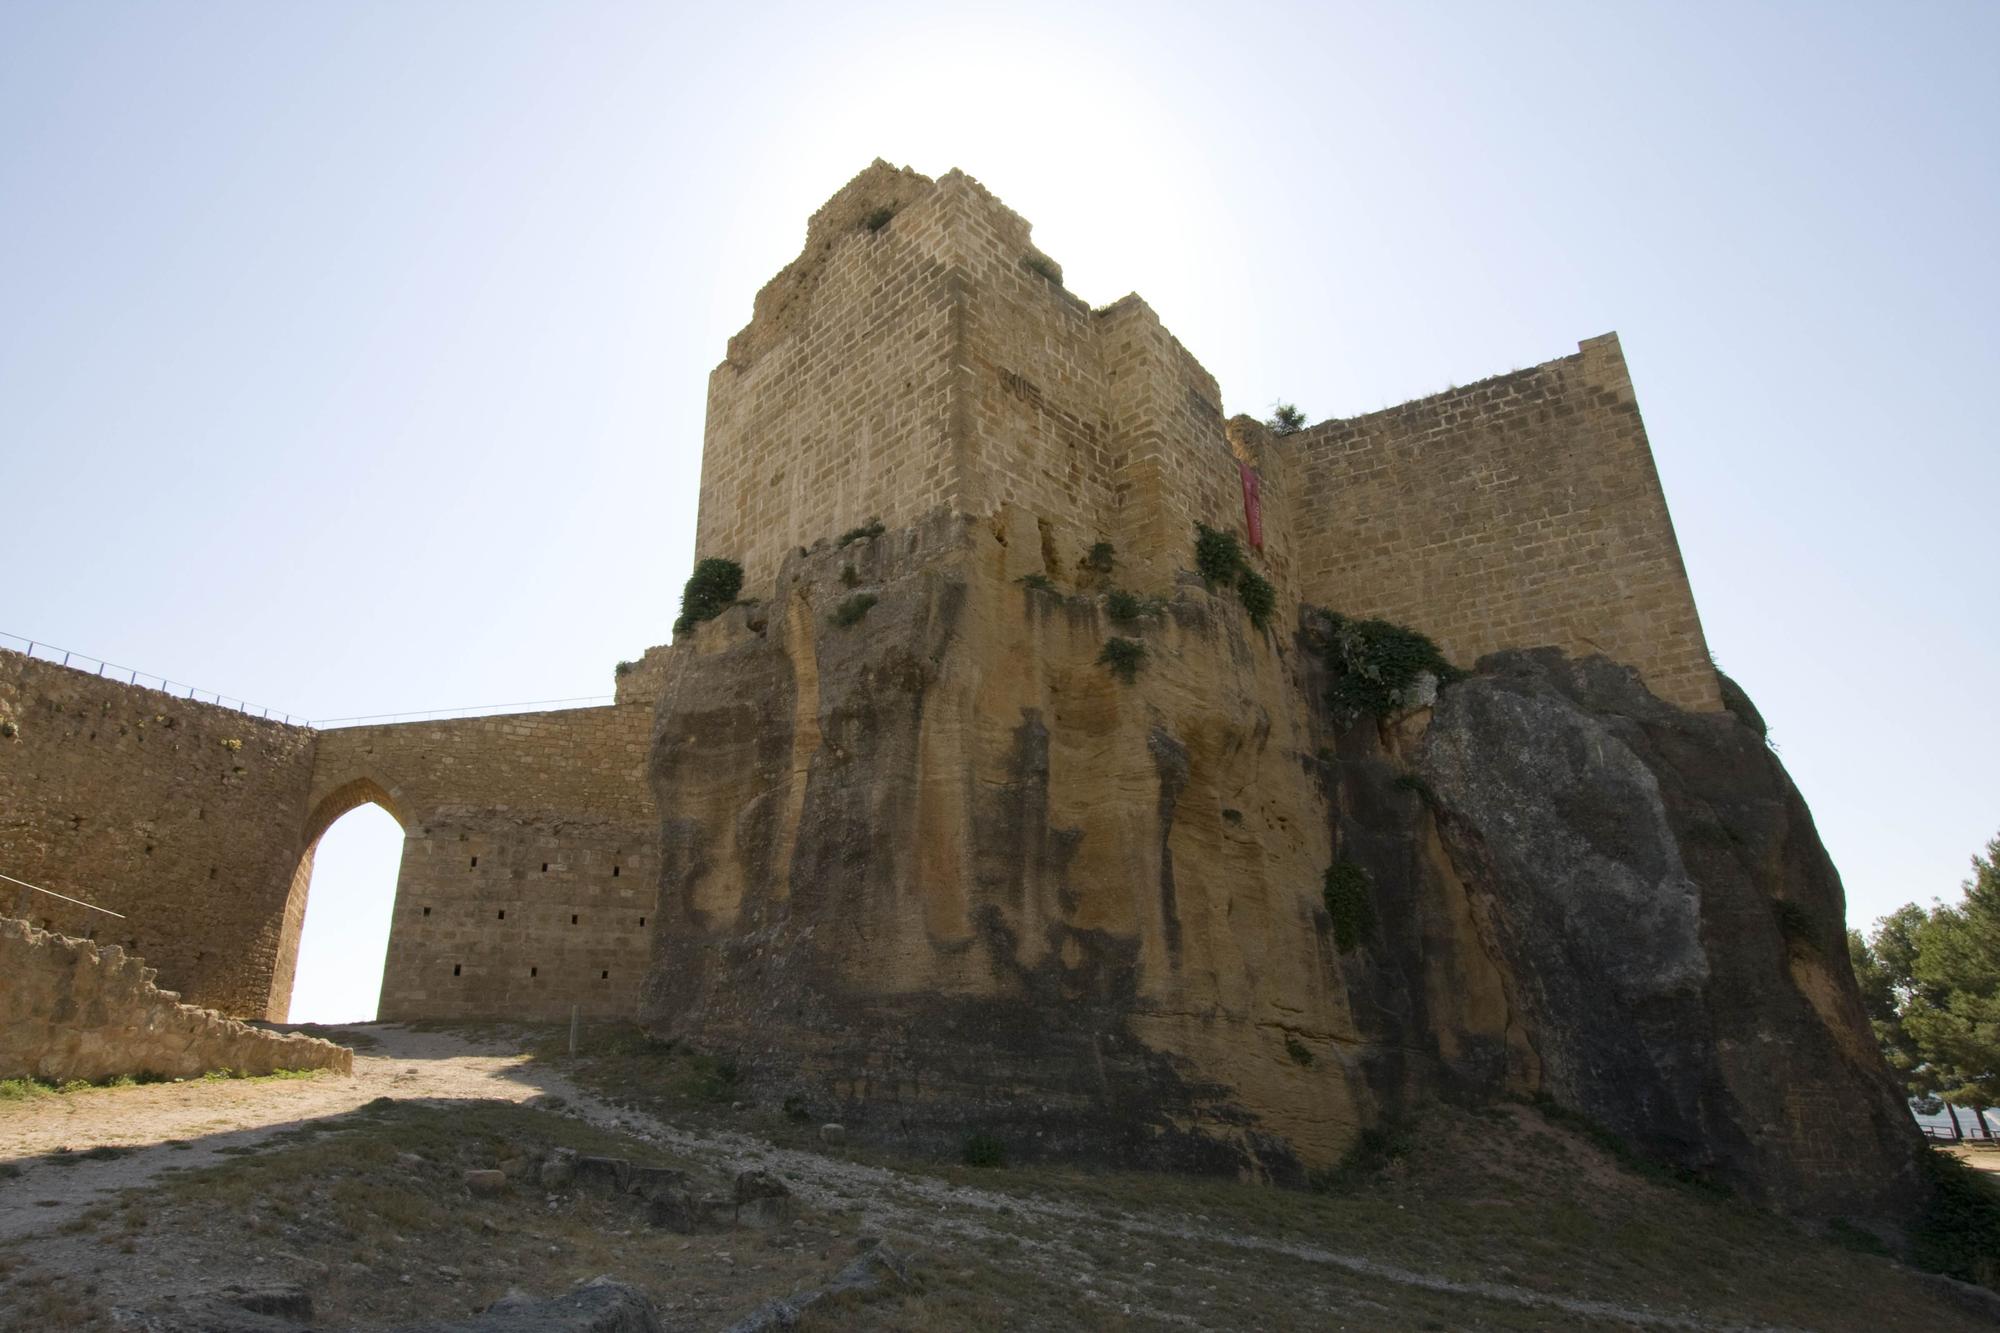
{"left": 1238, "top": 460, "right": 1264, "bottom": 550}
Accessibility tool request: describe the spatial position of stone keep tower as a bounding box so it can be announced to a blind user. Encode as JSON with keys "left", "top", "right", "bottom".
{"left": 693, "top": 159, "right": 1717, "bottom": 712}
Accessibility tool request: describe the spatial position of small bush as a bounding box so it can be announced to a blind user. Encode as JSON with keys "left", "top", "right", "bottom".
{"left": 1318, "top": 611, "right": 1461, "bottom": 721}
{"left": 1309, "top": 1124, "right": 1412, "bottom": 1193}
{"left": 1022, "top": 254, "right": 1061, "bottom": 285}
{"left": 0, "top": 720, "right": 16, "bottom": 739}
{"left": 963, "top": 1133, "right": 1006, "bottom": 1168}
{"left": 830, "top": 594, "right": 878, "bottom": 628}
{"left": 614, "top": 660, "right": 635, "bottom": 678}
{"left": 782, "top": 1094, "right": 812, "bottom": 1124}
{"left": 862, "top": 206, "right": 895, "bottom": 232}
{"left": 837, "top": 520, "right": 885, "bottom": 548}
{"left": 1267, "top": 403, "right": 1308, "bottom": 435}
{"left": 1082, "top": 540, "right": 1115, "bottom": 574}
{"left": 1194, "top": 523, "right": 1245, "bottom": 587}
{"left": 1018, "top": 572, "right": 1056, "bottom": 593}
{"left": 840, "top": 564, "right": 860, "bottom": 588}
{"left": 220, "top": 738, "right": 242, "bottom": 753}
{"left": 1323, "top": 861, "right": 1375, "bottom": 952}
{"left": 1237, "top": 568, "right": 1276, "bottom": 629}
{"left": 1392, "top": 772, "right": 1438, "bottom": 808}
{"left": 676, "top": 556, "right": 744, "bottom": 632}
{"left": 1912, "top": 1147, "right": 2000, "bottom": 1286}
{"left": 1284, "top": 1034, "right": 1314, "bottom": 1066}
{"left": 1098, "top": 637, "right": 1146, "bottom": 684}
{"left": 1773, "top": 900, "right": 1820, "bottom": 952}
{"left": 1105, "top": 589, "right": 1160, "bottom": 624}
{"left": 0, "top": 1077, "right": 52, "bottom": 1101}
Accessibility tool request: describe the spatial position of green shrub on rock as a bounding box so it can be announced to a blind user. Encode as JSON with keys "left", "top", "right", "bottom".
{"left": 830, "top": 594, "right": 878, "bottom": 628}
{"left": 676, "top": 557, "right": 744, "bottom": 633}
{"left": 1194, "top": 523, "right": 1245, "bottom": 587}
{"left": 963, "top": 1132, "right": 1006, "bottom": 1168}
{"left": 1237, "top": 568, "right": 1276, "bottom": 629}
{"left": 1098, "top": 637, "right": 1146, "bottom": 683}
{"left": 1318, "top": 611, "right": 1461, "bottom": 720}
{"left": 837, "top": 519, "right": 885, "bottom": 548}
{"left": 1323, "top": 862, "right": 1375, "bottom": 952}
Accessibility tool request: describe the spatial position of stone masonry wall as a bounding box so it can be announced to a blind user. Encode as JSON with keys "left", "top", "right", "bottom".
{"left": 0, "top": 650, "right": 319, "bottom": 1017}
{"left": 1281, "top": 334, "right": 1719, "bottom": 712}
{"left": 0, "top": 648, "right": 661, "bottom": 1025}
{"left": 308, "top": 702, "right": 657, "bottom": 1022}
{"left": 0, "top": 916, "right": 352, "bottom": 1083}
{"left": 695, "top": 162, "right": 1287, "bottom": 619}
{"left": 696, "top": 162, "right": 962, "bottom": 592}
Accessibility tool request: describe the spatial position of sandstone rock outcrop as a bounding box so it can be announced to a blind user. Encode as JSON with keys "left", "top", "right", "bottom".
{"left": 644, "top": 508, "right": 1359, "bottom": 1175}
{"left": 640, "top": 511, "right": 1925, "bottom": 1223}
{"left": 0, "top": 916, "right": 352, "bottom": 1082}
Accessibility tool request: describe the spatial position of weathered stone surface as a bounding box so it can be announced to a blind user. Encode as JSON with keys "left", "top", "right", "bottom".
{"left": 626, "top": 1164, "right": 690, "bottom": 1199}
{"left": 645, "top": 1186, "right": 723, "bottom": 1234}
{"left": 1412, "top": 649, "right": 1926, "bottom": 1217}
{"left": 540, "top": 1147, "right": 578, "bottom": 1190}
{"left": 573, "top": 1155, "right": 632, "bottom": 1195}
{"left": 724, "top": 1245, "right": 911, "bottom": 1332}
{"left": 732, "top": 1169, "right": 793, "bottom": 1228}
{"left": 0, "top": 916, "right": 351, "bottom": 1083}
{"left": 642, "top": 509, "right": 1360, "bottom": 1177}
{"left": 464, "top": 1169, "right": 508, "bottom": 1195}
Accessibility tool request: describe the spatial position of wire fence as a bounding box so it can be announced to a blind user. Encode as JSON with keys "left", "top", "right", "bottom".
{"left": 2, "top": 631, "right": 614, "bottom": 730}
{"left": 1, "top": 870, "right": 125, "bottom": 919}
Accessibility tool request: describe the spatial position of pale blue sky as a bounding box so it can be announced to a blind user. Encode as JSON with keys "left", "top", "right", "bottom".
{"left": 3, "top": 3, "right": 1994, "bottom": 1022}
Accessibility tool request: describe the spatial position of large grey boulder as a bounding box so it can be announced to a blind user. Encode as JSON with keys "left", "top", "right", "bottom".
{"left": 1416, "top": 649, "right": 1926, "bottom": 1219}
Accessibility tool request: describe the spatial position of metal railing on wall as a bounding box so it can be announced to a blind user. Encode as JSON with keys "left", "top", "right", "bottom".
{"left": 2, "top": 630, "right": 312, "bottom": 726}
{"left": 313, "top": 695, "right": 614, "bottom": 729}
{"left": 2, "top": 630, "right": 614, "bottom": 731}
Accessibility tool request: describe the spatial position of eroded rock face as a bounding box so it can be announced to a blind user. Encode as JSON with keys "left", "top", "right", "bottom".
{"left": 642, "top": 509, "right": 1363, "bottom": 1175}
{"left": 1412, "top": 649, "right": 1926, "bottom": 1217}
{"left": 641, "top": 516, "right": 1923, "bottom": 1215}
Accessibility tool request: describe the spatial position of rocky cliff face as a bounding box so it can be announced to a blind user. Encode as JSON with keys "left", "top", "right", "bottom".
{"left": 640, "top": 514, "right": 1923, "bottom": 1218}
{"left": 1406, "top": 650, "right": 1925, "bottom": 1218}
{"left": 643, "top": 509, "right": 1362, "bottom": 1175}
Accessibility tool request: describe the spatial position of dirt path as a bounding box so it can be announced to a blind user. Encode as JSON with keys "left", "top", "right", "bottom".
{"left": 0, "top": 1026, "right": 1950, "bottom": 1331}
{"left": 0, "top": 1026, "right": 572, "bottom": 1243}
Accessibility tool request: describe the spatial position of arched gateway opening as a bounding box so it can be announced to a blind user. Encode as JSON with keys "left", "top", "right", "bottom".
{"left": 270, "top": 777, "right": 405, "bottom": 1023}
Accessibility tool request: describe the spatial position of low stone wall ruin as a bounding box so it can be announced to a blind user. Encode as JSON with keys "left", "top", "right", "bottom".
{"left": 0, "top": 917, "right": 352, "bottom": 1083}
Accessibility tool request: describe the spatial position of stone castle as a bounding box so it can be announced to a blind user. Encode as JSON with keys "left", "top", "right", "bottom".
{"left": 0, "top": 163, "right": 1923, "bottom": 1217}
